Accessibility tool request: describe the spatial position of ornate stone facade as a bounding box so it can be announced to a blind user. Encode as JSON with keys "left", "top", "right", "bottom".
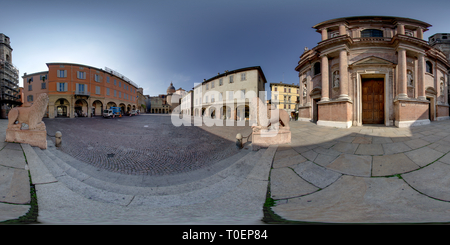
{"left": 296, "top": 16, "right": 450, "bottom": 128}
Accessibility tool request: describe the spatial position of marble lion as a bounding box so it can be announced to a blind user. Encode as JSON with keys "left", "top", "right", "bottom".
{"left": 8, "top": 93, "right": 49, "bottom": 130}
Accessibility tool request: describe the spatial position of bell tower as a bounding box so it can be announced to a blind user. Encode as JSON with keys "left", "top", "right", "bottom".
{"left": 429, "top": 33, "right": 450, "bottom": 62}
{"left": 0, "top": 33, "right": 13, "bottom": 63}
{"left": 0, "top": 33, "right": 20, "bottom": 118}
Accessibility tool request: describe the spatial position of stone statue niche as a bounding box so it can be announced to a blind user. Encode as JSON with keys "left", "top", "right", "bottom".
{"left": 249, "top": 97, "right": 291, "bottom": 151}
{"left": 5, "top": 93, "right": 49, "bottom": 149}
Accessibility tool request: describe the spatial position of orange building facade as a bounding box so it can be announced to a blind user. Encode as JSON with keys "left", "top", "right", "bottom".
{"left": 22, "top": 62, "right": 139, "bottom": 118}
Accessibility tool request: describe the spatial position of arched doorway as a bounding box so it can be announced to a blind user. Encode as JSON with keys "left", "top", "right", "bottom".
{"left": 119, "top": 103, "right": 126, "bottom": 115}
{"left": 92, "top": 100, "right": 103, "bottom": 117}
{"left": 55, "top": 98, "right": 70, "bottom": 117}
{"left": 75, "top": 99, "right": 88, "bottom": 117}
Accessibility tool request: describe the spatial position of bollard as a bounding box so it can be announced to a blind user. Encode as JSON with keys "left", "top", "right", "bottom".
{"left": 236, "top": 133, "right": 243, "bottom": 149}
{"left": 55, "top": 131, "right": 62, "bottom": 147}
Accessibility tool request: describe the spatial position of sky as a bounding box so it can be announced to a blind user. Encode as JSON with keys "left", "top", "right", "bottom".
{"left": 2, "top": 0, "right": 450, "bottom": 97}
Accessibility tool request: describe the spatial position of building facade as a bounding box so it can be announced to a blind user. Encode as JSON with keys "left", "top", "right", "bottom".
{"left": 296, "top": 16, "right": 450, "bottom": 128}
{"left": 0, "top": 33, "right": 20, "bottom": 118}
{"left": 23, "top": 63, "right": 140, "bottom": 118}
{"left": 270, "top": 82, "right": 299, "bottom": 118}
{"left": 192, "top": 66, "right": 267, "bottom": 120}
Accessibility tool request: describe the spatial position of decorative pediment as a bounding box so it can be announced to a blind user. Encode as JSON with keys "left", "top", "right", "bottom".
{"left": 309, "top": 87, "right": 322, "bottom": 97}
{"left": 425, "top": 86, "right": 437, "bottom": 95}
{"left": 350, "top": 56, "right": 395, "bottom": 66}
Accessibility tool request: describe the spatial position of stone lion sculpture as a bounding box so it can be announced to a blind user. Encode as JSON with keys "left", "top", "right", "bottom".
{"left": 8, "top": 93, "right": 49, "bottom": 130}
{"left": 250, "top": 97, "right": 290, "bottom": 131}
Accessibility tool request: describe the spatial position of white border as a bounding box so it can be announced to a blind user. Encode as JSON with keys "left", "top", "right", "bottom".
{"left": 317, "top": 120, "right": 352, "bottom": 128}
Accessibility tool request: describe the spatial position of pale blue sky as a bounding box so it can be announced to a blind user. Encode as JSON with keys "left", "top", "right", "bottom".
{"left": 2, "top": 0, "right": 450, "bottom": 96}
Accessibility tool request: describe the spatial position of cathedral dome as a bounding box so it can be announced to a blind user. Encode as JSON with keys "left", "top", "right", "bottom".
{"left": 167, "top": 82, "right": 176, "bottom": 95}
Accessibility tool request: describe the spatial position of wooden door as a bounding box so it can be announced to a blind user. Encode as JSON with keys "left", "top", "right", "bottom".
{"left": 362, "top": 79, "right": 384, "bottom": 124}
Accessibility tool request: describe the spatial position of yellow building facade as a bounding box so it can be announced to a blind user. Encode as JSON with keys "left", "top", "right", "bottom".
{"left": 270, "top": 82, "right": 299, "bottom": 118}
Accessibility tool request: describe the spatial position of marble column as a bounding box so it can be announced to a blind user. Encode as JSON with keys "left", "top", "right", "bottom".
{"left": 320, "top": 55, "right": 329, "bottom": 101}
{"left": 417, "top": 28, "right": 423, "bottom": 39}
{"left": 338, "top": 49, "right": 349, "bottom": 100}
{"left": 417, "top": 53, "right": 426, "bottom": 100}
{"left": 397, "top": 48, "right": 408, "bottom": 99}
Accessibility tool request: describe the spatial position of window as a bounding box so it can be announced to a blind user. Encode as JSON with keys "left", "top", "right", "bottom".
{"left": 77, "top": 83, "right": 85, "bottom": 92}
{"left": 40, "top": 74, "right": 47, "bottom": 81}
{"left": 95, "top": 86, "right": 100, "bottom": 95}
{"left": 229, "top": 75, "right": 234, "bottom": 83}
{"left": 28, "top": 84, "right": 32, "bottom": 91}
{"left": 443, "top": 36, "right": 448, "bottom": 40}
{"left": 289, "top": 88, "right": 291, "bottom": 93}
{"left": 114, "top": 90, "right": 117, "bottom": 97}
{"left": 219, "top": 78, "right": 223, "bottom": 86}
{"left": 313, "top": 62, "right": 321, "bottom": 75}
{"left": 107, "top": 88, "right": 110, "bottom": 96}
{"left": 27, "top": 95, "right": 33, "bottom": 102}
{"left": 274, "top": 87, "right": 277, "bottom": 92}
{"left": 94, "top": 74, "right": 100, "bottom": 82}
{"left": 241, "top": 72, "right": 246, "bottom": 81}
{"left": 77, "top": 71, "right": 86, "bottom": 79}
{"left": 426, "top": 61, "right": 433, "bottom": 74}
{"left": 284, "top": 88, "right": 286, "bottom": 93}
{"left": 57, "top": 82, "right": 67, "bottom": 92}
{"left": 107, "top": 77, "right": 110, "bottom": 83}
{"left": 119, "top": 91, "right": 121, "bottom": 98}
{"left": 41, "top": 83, "right": 46, "bottom": 89}
{"left": 211, "top": 81, "right": 215, "bottom": 88}
{"left": 114, "top": 79, "right": 117, "bottom": 85}
{"left": 206, "top": 84, "right": 209, "bottom": 90}
{"left": 228, "top": 91, "right": 233, "bottom": 100}
{"left": 211, "top": 94, "right": 215, "bottom": 103}
{"left": 361, "top": 29, "right": 383, "bottom": 37}
{"left": 119, "top": 81, "right": 121, "bottom": 87}
{"left": 57, "top": 70, "right": 67, "bottom": 78}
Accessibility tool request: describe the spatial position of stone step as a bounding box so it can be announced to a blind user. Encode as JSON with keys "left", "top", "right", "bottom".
{"left": 31, "top": 141, "right": 269, "bottom": 207}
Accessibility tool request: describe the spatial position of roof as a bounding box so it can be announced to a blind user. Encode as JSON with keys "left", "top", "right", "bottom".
{"left": 313, "top": 15, "right": 432, "bottom": 30}
{"left": 194, "top": 66, "right": 267, "bottom": 88}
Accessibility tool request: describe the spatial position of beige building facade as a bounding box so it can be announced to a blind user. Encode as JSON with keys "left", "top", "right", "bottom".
{"left": 192, "top": 66, "right": 267, "bottom": 120}
{"left": 296, "top": 16, "right": 450, "bottom": 128}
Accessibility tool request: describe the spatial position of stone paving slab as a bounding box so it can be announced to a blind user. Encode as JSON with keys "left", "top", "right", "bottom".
{"left": 270, "top": 168, "right": 318, "bottom": 199}
{"left": 272, "top": 175, "right": 450, "bottom": 223}
{"left": 0, "top": 165, "right": 30, "bottom": 204}
{"left": 292, "top": 161, "right": 342, "bottom": 188}
{"left": 355, "top": 143, "right": 384, "bottom": 155}
{"left": 0, "top": 148, "right": 27, "bottom": 169}
{"left": 372, "top": 153, "right": 420, "bottom": 176}
{"left": 402, "top": 161, "right": 450, "bottom": 202}
{"left": 404, "top": 147, "right": 444, "bottom": 167}
{"left": 382, "top": 142, "right": 412, "bottom": 155}
{"left": 326, "top": 154, "right": 372, "bottom": 177}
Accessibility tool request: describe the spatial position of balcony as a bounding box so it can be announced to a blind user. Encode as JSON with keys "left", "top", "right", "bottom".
{"left": 353, "top": 37, "right": 392, "bottom": 42}
{"left": 74, "top": 90, "right": 90, "bottom": 98}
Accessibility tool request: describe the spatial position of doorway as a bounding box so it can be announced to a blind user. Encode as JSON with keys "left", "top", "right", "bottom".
{"left": 362, "top": 78, "right": 384, "bottom": 124}
{"left": 312, "top": 98, "right": 320, "bottom": 122}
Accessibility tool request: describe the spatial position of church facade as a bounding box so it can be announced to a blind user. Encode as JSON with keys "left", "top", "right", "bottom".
{"left": 296, "top": 16, "right": 450, "bottom": 128}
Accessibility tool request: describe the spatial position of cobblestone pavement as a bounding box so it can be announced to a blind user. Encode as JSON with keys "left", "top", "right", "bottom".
{"left": 43, "top": 114, "right": 253, "bottom": 176}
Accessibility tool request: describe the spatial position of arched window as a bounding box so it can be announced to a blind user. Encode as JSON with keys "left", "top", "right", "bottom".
{"left": 426, "top": 61, "right": 433, "bottom": 74}
{"left": 361, "top": 29, "right": 383, "bottom": 37}
{"left": 313, "top": 62, "right": 321, "bottom": 75}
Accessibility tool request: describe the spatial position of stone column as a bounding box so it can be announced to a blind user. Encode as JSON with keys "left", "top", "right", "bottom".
{"left": 321, "top": 29, "right": 328, "bottom": 41}
{"left": 417, "top": 28, "right": 423, "bottom": 39}
{"left": 339, "top": 24, "right": 346, "bottom": 35}
{"left": 397, "top": 24, "right": 405, "bottom": 35}
{"left": 397, "top": 48, "right": 408, "bottom": 99}
{"left": 417, "top": 52, "right": 426, "bottom": 100}
{"left": 320, "top": 55, "right": 329, "bottom": 101}
{"left": 306, "top": 70, "right": 312, "bottom": 105}
{"left": 338, "top": 49, "right": 349, "bottom": 100}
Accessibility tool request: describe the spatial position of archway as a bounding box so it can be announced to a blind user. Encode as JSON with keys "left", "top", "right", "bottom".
{"left": 92, "top": 100, "right": 103, "bottom": 117}
{"left": 75, "top": 99, "right": 88, "bottom": 117}
{"left": 55, "top": 98, "right": 70, "bottom": 117}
